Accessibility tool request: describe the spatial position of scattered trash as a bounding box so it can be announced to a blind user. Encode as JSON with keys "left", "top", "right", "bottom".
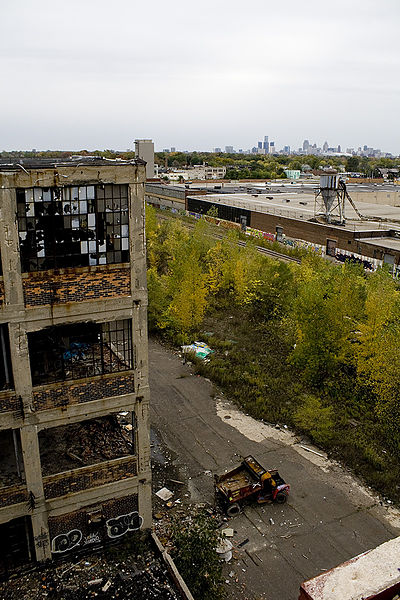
{"left": 238, "top": 538, "right": 249, "bottom": 547}
{"left": 181, "top": 341, "right": 214, "bottom": 360}
{"left": 269, "top": 518, "right": 274, "bottom": 525}
{"left": 155, "top": 487, "right": 174, "bottom": 501}
{"left": 216, "top": 538, "right": 233, "bottom": 562}
{"left": 299, "top": 445, "right": 326, "bottom": 458}
{"left": 222, "top": 528, "right": 234, "bottom": 537}
{"left": 102, "top": 580, "right": 112, "bottom": 592}
{"left": 88, "top": 578, "right": 103, "bottom": 586}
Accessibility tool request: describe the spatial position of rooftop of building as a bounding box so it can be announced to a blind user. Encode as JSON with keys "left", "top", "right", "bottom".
{"left": 186, "top": 190, "right": 400, "bottom": 232}
{"left": 149, "top": 179, "right": 400, "bottom": 194}
{"left": 0, "top": 156, "right": 145, "bottom": 172}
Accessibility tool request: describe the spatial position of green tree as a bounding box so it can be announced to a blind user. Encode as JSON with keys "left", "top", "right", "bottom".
{"left": 172, "top": 512, "right": 225, "bottom": 600}
{"left": 346, "top": 156, "right": 360, "bottom": 172}
{"left": 289, "top": 260, "right": 366, "bottom": 387}
{"left": 294, "top": 394, "right": 335, "bottom": 445}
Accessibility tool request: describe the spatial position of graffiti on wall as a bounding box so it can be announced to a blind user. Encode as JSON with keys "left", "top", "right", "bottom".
{"left": 51, "top": 529, "right": 83, "bottom": 554}
{"left": 106, "top": 511, "right": 143, "bottom": 538}
{"left": 50, "top": 511, "right": 143, "bottom": 553}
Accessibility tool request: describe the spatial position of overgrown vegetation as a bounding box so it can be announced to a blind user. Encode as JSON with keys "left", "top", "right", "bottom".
{"left": 171, "top": 512, "right": 225, "bottom": 600}
{"left": 146, "top": 206, "right": 400, "bottom": 502}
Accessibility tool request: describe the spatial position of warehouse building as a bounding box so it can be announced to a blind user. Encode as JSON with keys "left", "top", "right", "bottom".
{"left": 0, "top": 157, "right": 151, "bottom": 575}
{"left": 145, "top": 181, "right": 400, "bottom": 271}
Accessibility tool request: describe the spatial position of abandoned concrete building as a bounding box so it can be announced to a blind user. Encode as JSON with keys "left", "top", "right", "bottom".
{"left": 0, "top": 157, "right": 151, "bottom": 576}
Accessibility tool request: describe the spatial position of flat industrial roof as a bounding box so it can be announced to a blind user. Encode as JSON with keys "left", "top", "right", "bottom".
{"left": 0, "top": 156, "right": 144, "bottom": 172}
{"left": 361, "top": 237, "right": 400, "bottom": 251}
{"left": 187, "top": 192, "right": 400, "bottom": 233}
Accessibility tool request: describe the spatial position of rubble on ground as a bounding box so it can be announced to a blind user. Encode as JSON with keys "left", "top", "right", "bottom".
{"left": 40, "top": 416, "right": 132, "bottom": 474}
{"left": 0, "top": 535, "right": 181, "bottom": 600}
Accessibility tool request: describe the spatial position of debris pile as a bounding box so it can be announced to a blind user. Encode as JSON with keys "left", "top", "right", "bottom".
{"left": 0, "top": 536, "right": 181, "bottom": 600}
{"left": 40, "top": 416, "right": 132, "bottom": 474}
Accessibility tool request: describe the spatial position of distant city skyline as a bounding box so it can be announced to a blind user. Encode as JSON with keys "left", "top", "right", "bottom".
{"left": 158, "top": 137, "right": 395, "bottom": 158}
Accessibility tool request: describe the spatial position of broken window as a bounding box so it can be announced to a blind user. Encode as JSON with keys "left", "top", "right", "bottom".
{"left": 16, "top": 184, "right": 129, "bottom": 272}
{"left": 0, "top": 325, "right": 14, "bottom": 390}
{"left": 29, "top": 319, "right": 133, "bottom": 386}
{"left": 39, "top": 414, "right": 134, "bottom": 475}
{"left": 0, "top": 429, "right": 24, "bottom": 487}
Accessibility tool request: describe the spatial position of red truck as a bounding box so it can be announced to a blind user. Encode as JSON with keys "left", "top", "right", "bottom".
{"left": 215, "top": 455, "right": 290, "bottom": 516}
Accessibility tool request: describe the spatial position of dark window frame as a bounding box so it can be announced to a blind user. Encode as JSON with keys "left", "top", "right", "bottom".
{"left": 17, "top": 184, "right": 129, "bottom": 272}
{"left": 28, "top": 319, "right": 134, "bottom": 386}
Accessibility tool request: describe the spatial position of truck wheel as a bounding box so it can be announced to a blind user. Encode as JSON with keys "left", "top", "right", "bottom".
{"left": 275, "top": 492, "right": 288, "bottom": 504}
{"left": 226, "top": 503, "right": 241, "bottom": 517}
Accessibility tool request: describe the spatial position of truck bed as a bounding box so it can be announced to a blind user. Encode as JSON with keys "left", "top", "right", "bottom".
{"left": 216, "top": 464, "right": 261, "bottom": 498}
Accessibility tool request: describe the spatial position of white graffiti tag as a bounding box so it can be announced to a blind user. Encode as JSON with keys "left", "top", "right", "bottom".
{"left": 106, "top": 511, "right": 143, "bottom": 538}
{"left": 83, "top": 533, "right": 102, "bottom": 545}
{"left": 51, "top": 529, "right": 83, "bottom": 553}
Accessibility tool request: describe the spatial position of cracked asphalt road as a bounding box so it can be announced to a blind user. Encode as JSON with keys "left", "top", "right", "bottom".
{"left": 149, "top": 338, "right": 400, "bottom": 600}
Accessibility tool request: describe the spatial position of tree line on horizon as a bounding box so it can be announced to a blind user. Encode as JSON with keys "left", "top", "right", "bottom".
{"left": 1, "top": 150, "right": 399, "bottom": 181}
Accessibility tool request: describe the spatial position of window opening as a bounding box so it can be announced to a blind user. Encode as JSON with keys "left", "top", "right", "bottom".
{"left": 39, "top": 414, "right": 134, "bottom": 475}
{"left": 16, "top": 184, "right": 129, "bottom": 272}
{"left": 29, "top": 319, "right": 133, "bottom": 386}
{"left": 0, "top": 325, "right": 14, "bottom": 390}
{"left": 0, "top": 430, "right": 24, "bottom": 487}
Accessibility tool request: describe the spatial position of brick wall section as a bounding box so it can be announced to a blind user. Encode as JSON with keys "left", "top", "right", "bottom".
{"left": 43, "top": 456, "right": 137, "bottom": 499}
{"left": 48, "top": 494, "right": 139, "bottom": 548}
{"left": 250, "top": 211, "right": 400, "bottom": 263}
{"left": 32, "top": 372, "right": 135, "bottom": 411}
{"left": 250, "top": 211, "right": 356, "bottom": 249}
{"left": 23, "top": 266, "right": 130, "bottom": 307}
{"left": 0, "top": 391, "right": 20, "bottom": 414}
{"left": 0, "top": 484, "right": 28, "bottom": 508}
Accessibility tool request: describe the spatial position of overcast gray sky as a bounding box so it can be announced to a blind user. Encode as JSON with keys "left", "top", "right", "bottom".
{"left": 1, "top": 0, "right": 399, "bottom": 154}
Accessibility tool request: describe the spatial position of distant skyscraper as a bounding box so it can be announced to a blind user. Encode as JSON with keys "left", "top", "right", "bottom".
{"left": 258, "top": 141, "right": 263, "bottom": 149}
{"left": 323, "top": 141, "right": 329, "bottom": 152}
{"left": 170, "top": 147, "right": 176, "bottom": 152}
{"left": 225, "top": 146, "right": 234, "bottom": 153}
{"left": 214, "top": 147, "right": 222, "bottom": 153}
{"left": 283, "top": 145, "right": 291, "bottom": 154}
{"left": 263, "top": 135, "right": 269, "bottom": 153}
{"left": 269, "top": 141, "right": 275, "bottom": 153}
{"left": 303, "top": 139, "right": 310, "bottom": 152}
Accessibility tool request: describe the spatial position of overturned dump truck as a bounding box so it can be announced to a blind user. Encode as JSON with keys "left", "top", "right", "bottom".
{"left": 299, "top": 536, "right": 400, "bottom": 600}
{"left": 215, "top": 455, "right": 290, "bottom": 516}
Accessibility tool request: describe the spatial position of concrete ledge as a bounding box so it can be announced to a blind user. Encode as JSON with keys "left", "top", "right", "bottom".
{"left": 151, "top": 531, "right": 195, "bottom": 600}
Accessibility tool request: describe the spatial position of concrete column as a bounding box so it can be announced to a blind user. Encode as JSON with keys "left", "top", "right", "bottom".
{"left": 20, "top": 425, "right": 45, "bottom": 501}
{"left": 0, "top": 187, "right": 25, "bottom": 308}
{"left": 135, "top": 391, "right": 152, "bottom": 529}
{"left": 129, "top": 179, "right": 147, "bottom": 293}
{"left": 19, "top": 425, "right": 51, "bottom": 560}
{"left": 30, "top": 512, "right": 51, "bottom": 561}
{"left": 8, "top": 322, "right": 33, "bottom": 413}
{"left": 133, "top": 303, "right": 149, "bottom": 389}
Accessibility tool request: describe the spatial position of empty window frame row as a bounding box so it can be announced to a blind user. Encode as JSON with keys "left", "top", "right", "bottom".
{"left": 29, "top": 319, "right": 134, "bottom": 386}
{"left": 16, "top": 184, "right": 130, "bottom": 272}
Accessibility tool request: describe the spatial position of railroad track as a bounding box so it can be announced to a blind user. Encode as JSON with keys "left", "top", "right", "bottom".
{"left": 156, "top": 212, "right": 302, "bottom": 264}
